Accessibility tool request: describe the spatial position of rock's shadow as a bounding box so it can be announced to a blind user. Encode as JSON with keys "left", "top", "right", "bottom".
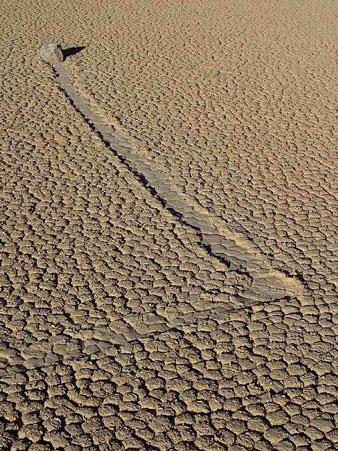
{"left": 63, "top": 46, "right": 86, "bottom": 59}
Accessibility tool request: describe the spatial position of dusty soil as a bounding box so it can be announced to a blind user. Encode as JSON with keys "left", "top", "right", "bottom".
{"left": 1, "top": 1, "right": 337, "bottom": 450}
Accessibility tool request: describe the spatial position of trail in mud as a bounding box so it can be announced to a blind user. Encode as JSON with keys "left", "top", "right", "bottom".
{"left": 55, "top": 62, "right": 306, "bottom": 312}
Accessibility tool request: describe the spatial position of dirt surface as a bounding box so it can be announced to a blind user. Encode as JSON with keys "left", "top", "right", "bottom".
{"left": 1, "top": 1, "right": 337, "bottom": 450}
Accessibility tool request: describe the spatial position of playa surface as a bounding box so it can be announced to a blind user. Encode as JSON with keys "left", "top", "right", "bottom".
{"left": 1, "top": 1, "right": 337, "bottom": 449}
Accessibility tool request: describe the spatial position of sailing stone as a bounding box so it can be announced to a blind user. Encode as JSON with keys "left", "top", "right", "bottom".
{"left": 40, "top": 43, "right": 64, "bottom": 65}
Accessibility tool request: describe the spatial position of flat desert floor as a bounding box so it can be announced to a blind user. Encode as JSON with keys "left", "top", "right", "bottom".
{"left": 1, "top": 1, "right": 337, "bottom": 450}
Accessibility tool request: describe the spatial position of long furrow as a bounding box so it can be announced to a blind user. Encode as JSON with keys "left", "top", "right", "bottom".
{"left": 55, "top": 62, "right": 306, "bottom": 308}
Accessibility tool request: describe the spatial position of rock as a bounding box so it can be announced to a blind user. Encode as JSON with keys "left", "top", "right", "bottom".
{"left": 40, "top": 43, "right": 64, "bottom": 64}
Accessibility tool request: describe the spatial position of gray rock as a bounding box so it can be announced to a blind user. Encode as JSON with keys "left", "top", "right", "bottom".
{"left": 40, "top": 43, "right": 64, "bottom": 64}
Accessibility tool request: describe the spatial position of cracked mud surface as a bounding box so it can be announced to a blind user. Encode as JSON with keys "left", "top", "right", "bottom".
{"left": 1, "top": 1, "right": 337, "bottom": 450}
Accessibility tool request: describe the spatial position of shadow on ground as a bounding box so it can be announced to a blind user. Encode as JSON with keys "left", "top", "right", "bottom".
{"left": 63, "top": 46, "right": 86, "bottom": 59}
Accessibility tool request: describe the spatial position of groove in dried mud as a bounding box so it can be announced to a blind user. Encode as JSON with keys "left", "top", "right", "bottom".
{"left": 54, "top": 63, "right": 306, "bottom": 307}
{"left": 0, "top": 295, "right": 296, "bottom": 374}
{"left": 0, "top": 66, "right": 311, "bottom": 374}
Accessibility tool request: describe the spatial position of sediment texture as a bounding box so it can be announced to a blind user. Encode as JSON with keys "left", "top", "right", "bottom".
{"left": 1, "top": 1, "right": 337, "bottom": 450}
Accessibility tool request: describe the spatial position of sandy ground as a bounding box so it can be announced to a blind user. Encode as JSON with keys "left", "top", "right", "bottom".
{"left": 1, "top": 1, "right": 337, "bottom": 450}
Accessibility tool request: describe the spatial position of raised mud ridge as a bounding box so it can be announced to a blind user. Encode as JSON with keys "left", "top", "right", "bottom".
{"left": 51, "top": 63, "right": 306, "bottom": 344}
